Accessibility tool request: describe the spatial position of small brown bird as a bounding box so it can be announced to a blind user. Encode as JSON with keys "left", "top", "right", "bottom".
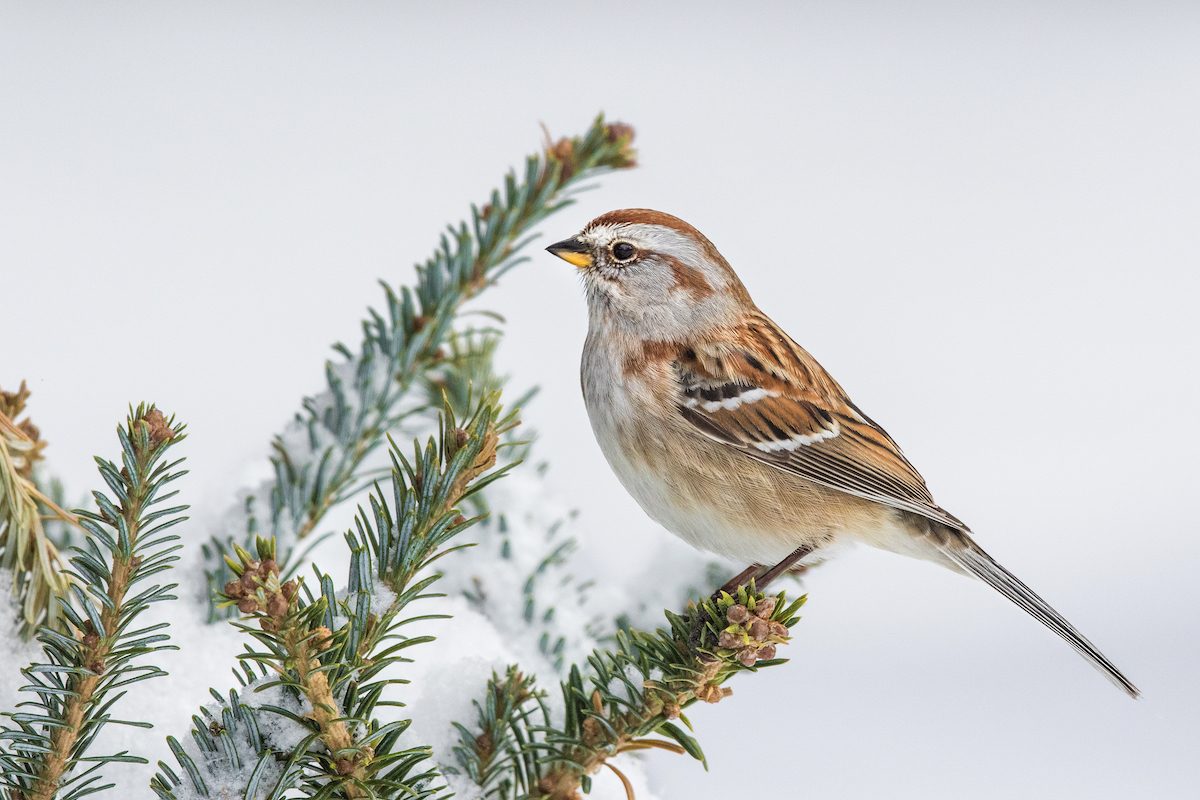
{"left": 547, "top": 208, "right": 1138, "bottom": 697}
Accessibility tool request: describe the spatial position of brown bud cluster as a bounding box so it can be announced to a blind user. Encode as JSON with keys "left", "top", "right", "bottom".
{"left": 581, "top": 716, "right": 605, "bottom": 747}
{"left": 80, "top": 620, "right": 106, "bottom": 673}
{"left": 689, "top": 657, "right": 734, "bottom": 705}
{"left": 718, "top": 596, "right": 789, "bottom": 668}
{"left": 1, "top": 381, "right": 48, "bottom": 476}
{"left": 537, "top": 772, "right": 584, "bottom": 800}
{"left": 695, "top": 684, "right": 733, "bottom": 704}
{"left": 538, "top": 120, "right": 635, "bottom": 196}
{"left": 448, "top": 426, "right": 498, "bottom": 502}
{"left": 545, "top": 135, "right": 577, "bottom": 180}
{"left": 136, "top": 407, "right": 175, "bottom": 448}
{"left": 475, "top": 730, "right": 495, "bottom": 760}
{"left": 15, "top": 419, "right": 44, "bottom": 469}
{"left": 333, "top": 745, "right": 374, "bottom": 776}
{"left": 454, "top": 427, "right": 471, "bottom": 448}
{"left": 310, "top": 625, "right": 333, "bottom": 652}
{"left": 603, "top": 121, "right": 637, "bottom": 168}
{"left": 604, "top": 121, "right": 635, "bottom": 144}
{"left": 0, "top": 381, "right": 31, "bottom": 420}
{"left": 222, "top": 558, "right": 297, "bottom": 630}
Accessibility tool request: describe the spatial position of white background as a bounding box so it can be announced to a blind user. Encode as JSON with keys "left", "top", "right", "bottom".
{"left": 3, "top": 2, "right": 1198, "bottom": 798}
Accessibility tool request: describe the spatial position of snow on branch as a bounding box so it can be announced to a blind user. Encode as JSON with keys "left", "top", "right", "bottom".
{"left": 154, "top": 394, "right": 515, "bottom": 799}
{"left": 200, "top": 116, "right": 638, "bottom": 622}
{"left": 0, "top": 406, "right": 188, "bottom": 800}
{"left": 452, "top": 586, "right": 804, "bottom": 800}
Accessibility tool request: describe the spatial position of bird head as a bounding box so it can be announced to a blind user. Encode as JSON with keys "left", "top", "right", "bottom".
{"left": 546, "top": 209, "right": 752, "bottom": 339}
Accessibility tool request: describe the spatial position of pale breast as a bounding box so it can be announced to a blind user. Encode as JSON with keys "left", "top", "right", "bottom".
{"left": 581, "top": 332, "right": 891, "bottom": 565}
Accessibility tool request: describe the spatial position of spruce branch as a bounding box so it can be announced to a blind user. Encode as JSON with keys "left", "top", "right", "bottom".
{"left": 0, "top": 405, "right": 187, "bottom": 800}
{"left": 157, "top": 394, "right": 518, "bottom": 799}
{"left": 453, "top": 585, "right": 805, "bottom": 800}
{"left": 0, "top": 381, "right": 79, "bottom": 637}
{"left": 150, "top": 682, "right": 304, "bottom": 800}
{"left": 202, "top": 116, "right": 636, "bottom": 620}
{"left": 451, "top": 667, "right": 549, "bottom": 799}
{"left": 221, "top": 540, "right": 373, "bottom": 796}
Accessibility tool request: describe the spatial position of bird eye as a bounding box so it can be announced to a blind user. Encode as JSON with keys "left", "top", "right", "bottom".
{"left": 611, "top": 241, "right": 637, "bottom": 263}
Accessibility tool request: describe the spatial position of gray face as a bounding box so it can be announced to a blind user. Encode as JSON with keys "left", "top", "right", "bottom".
{"left": 558, "top": 221, "right": 747, "bottom": 341}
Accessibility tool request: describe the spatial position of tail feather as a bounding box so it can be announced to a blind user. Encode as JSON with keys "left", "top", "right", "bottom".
{"left": 940, "top": 534, "right": 1140, "bottom": 698}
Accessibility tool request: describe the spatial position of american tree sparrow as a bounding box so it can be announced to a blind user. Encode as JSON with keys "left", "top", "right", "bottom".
{"left": 548, "top": 208, "right": 1137, "bottom": 697}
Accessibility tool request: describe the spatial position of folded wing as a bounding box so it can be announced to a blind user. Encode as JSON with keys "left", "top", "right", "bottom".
{"left": 673, "top": 313, "right": 967, "bottom": 531}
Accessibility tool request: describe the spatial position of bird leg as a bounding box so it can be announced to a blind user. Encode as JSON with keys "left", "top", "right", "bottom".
{"left": 717, "top": 546, "right": 813, "bottom": 598}
{"left": 717, "top": 564, "right": 763, "bottom": 597}
{"left": 754, "top": 545, "right": 813, "bottom": 591}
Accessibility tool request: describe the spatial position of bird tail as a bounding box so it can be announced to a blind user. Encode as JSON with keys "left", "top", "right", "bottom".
{"left": 938, "top": 532, "right": 1140, "bottom": 698}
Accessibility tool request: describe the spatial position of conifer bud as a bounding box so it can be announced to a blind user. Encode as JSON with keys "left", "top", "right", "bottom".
{"left": 312, "top": 626, "right": 333, "bottom": 651}
{"left": 753, "top": 597, "right": 777, "bottom": 619}
{"left": 581, "top": 716, "right": 605, "bottom": 746}
{"left": 718, "top": 630, "right": 742, "bottom": 649}
{"left": 266, "top": 593, "right": 288, "bottom": 618}
{"left": 137, "top": 408, "right": 175, "bottom": 448}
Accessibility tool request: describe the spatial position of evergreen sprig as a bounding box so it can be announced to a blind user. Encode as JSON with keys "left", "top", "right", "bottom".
{"left": 451, "top": 667, "right": 549, "bottom": 799}
{"left": 152, "top": 680, "right": 306, "bottom": 800}
{"left": 0, "top": 406, "right": 187, "bottom": 800}
{"left": 0, "top": 381, "right": 78, "bottom": 637}
{"left": 454, "top": 586, "right": 805, "bottom": 800}
{"left": 202, "top": 116, "right": 637, "bottom": 620}
{"left": 155, "top": 394, "right": 519, "bottom": 799}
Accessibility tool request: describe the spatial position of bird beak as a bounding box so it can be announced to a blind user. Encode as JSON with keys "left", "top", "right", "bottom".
{"left": 545, "top": 236, "right": 593, "bottom": 269}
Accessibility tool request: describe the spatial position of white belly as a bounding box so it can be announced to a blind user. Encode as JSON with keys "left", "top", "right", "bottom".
{"left": 580, "top": 337, "right": 850, "bottom": 565}
{"left": 611, "top": 449, "right": 846, "bottom": 565}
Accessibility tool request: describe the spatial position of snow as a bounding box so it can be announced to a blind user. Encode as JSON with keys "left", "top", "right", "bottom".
{"left": 399, "top": 602, "right": 517, "bottom": 762}
{"left": 0, "top": 432, "right": 717, "bottom": 799}
{"left": 436, "top": 466, "right": 723, "bottom": 676}
{"left": 161, "top": 676, "right": 315, "bottom": 800}
{"left": 606, "top": 663, "right": 664, "bottom": 704}
{"left": 239, "top": 678, "right": 314, "bottom": 755}
{"left": 395, "top": 597, "right": 662, "bottom": 800}
{"left": 369, "top": 581, "right": 397, "bottom": 616}
{"left": 0, "top": 572, "right": 45, "bottom": 709}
